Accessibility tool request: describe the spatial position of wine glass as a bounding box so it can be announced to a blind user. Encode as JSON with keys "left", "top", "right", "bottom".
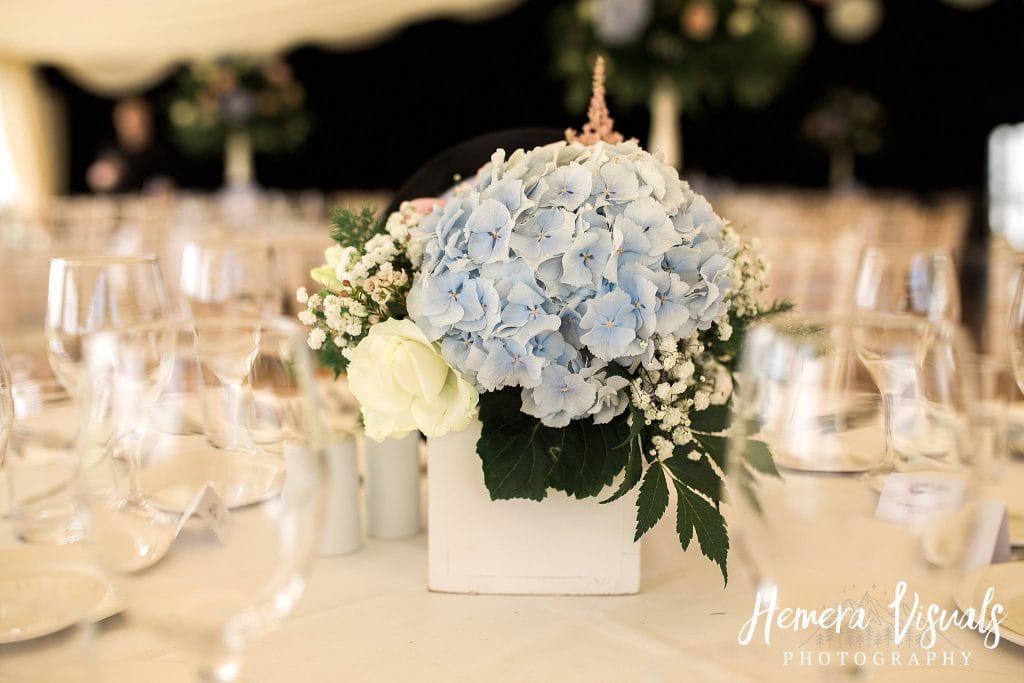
{"left": 78, "top": 318, "right": 325, "bottom": 682}
{"left": 853, "top": 246, "right": 960, "bottom": 321}
{"left": 179, "top": 239, "right": 282, "bottom": 318}
{"left": 0, "top": 340, "right": 12, "bottom": 469}
{"left": 728, "top": 313, "right": 982, "bottom": 678}
{"left": 1008, "top": 265, "right": 1024, "bottom": 396}
{"left": 192, "top": 317, "right": 264, "bottom": 449}
{"left": 46, "top": 254, "right": 171, "bottom": 399}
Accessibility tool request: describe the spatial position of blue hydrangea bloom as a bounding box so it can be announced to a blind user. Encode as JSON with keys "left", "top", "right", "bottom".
{"left": 520, "top": 364, "right": 598, "bottom": 428}
{"left": 578, "top": 289, "right": 637, "bottom": 361}
{"left": 476, "top": 337, "right": 544, "bottom": 391}
{"left": 407, "top": 139, "right": 735, "bottom": 427}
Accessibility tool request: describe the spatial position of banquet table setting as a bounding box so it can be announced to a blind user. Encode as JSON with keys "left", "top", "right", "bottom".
{"left": 5, "top": 2, "right": 1024, "bottom": 682}
{"left": 2, "top": 451, "right": 1024, "bottom": 682}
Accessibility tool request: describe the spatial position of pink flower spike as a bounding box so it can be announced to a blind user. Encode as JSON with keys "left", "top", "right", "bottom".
{"left": 566, "top": 55, "right": 625, "bottom": 146}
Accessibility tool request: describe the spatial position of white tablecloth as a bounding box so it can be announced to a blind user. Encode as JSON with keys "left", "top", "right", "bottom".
{"left": 2, "top": 467, "right": 1024, "bottom": 683}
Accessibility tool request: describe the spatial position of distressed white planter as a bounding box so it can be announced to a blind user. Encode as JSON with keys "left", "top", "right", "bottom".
{"left": 427, "top": 421, "right": 641, "bottom": 595}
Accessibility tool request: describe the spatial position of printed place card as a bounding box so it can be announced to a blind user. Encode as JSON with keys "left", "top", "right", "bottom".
{"left": 875, "top": 473, "right": 1010, "bottom": 571}
{"left": 173, "top": 482, "right": 233, "bottom": 545}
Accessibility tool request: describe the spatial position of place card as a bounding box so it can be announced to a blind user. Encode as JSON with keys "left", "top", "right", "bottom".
{"left": 875, "top": 473, "right": 1010, "bottom": 571}
{"left": 173, "top": 482, "right": 232, "bottom": 545}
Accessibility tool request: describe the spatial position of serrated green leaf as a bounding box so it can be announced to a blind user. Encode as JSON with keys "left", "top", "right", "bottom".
{"left": 688, "top": 404, "right": 732, "bottom": 433}
{"left": 743, "top": 439, "right": 780, "bottom": 478}
{"left": 735, "top": 461, "right": 764, "bottom": 516}
{"left": 546, "top": 413, "right": 630, "bottom": 498}
{"left": 663, "top": 452, "right": 722, "bottom": 506}
{"left": 694, "top": 433, "right": 728, "bottom": 470}
{"left": 673, "top": 481, "right": 730, "bottom": 584}
{"left": 477, "top": 393, "right": 552, "bottom": 501}
{"left": 476, "top": 389, "right": 630, "bottom": 501}
{"left": 634, "top": 462, "right": 669, "bottom": 542}
{"left": 602, "top": 407, "right": 646, "bottom": 504}
{"left": 601, "top": 435, "right": 642, "bottom": 504}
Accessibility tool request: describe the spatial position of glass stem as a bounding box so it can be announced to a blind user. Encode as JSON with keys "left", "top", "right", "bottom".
{"left": 127, "top": 428, "right": 145, "bottom": 499}
{"left": 880, "top": 393, "right": 899, "bottom": 471}
{"left": 196, "top": 644, "right": 243, "bottom": 683}
{"left": 227, "top": 382, "right": 245, "bottom": 448}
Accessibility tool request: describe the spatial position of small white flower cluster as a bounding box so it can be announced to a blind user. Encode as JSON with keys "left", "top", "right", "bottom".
{"left": 296, "top": 289, "right": 376, "bottom": 351}
{"left": 629, "top": 227, "right": 768, "bottom": 455}
{"left": 384, "top": 202, "right": 426, "bottom": 267}
{"left": 726, "top": 228, "right": 769, "bottom": 319}
{"left": 631, "top": 333, "right": 699, "bottom": 449}
{"left": 297, "top": 201, "right": 426, "bottom": 353}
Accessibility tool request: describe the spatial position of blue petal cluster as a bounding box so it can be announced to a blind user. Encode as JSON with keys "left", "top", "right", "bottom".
{"left": 408, "top": 140, "right": 735, "bottom": 427}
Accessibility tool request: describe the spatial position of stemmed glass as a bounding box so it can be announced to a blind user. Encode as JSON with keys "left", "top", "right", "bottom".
{"left": 45, "top": 254, "right": 172, "bottom": 399}
{"left": 40, "top": 254, "right": 173, "bottom": 540}
{"left": 78, "top": 318, "right": 325, "bottom": 682}
{"left": 853, "top": 245, "right": 960, "bottom": 321}
{"left": 179, "top": 239, "right": 282, "bottom": 319}
{"left": 728, "top": 313, "right": 981, "bottom": 678}
{"left": 193, "top": 317, "right": 264, "bottom": 449}
{"left": 1008, "top": 265, "right": 1024, "bottom": 395}
{"left": 852, "top": 246, "right": 961, "bottom": 472}
{"left": 0, "top": 340, "right": 12, "bottom": 469}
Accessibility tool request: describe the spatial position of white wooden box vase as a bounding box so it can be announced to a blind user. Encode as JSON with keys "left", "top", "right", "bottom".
{"left": 427, "top": 420, "right": 641, "bottom": 596}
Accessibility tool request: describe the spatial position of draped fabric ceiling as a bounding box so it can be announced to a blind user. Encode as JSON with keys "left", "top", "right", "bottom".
{"left": 0, "top": 0, "right": 520, "bottom": 205}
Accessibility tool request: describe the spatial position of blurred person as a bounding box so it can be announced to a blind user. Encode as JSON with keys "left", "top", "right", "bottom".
{"left": 86, "top": 96, "right": 177, "bottom": 194}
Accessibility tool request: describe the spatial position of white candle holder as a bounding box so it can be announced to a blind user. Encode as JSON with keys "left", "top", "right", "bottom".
{"left": 319, "top": 438, "right": 363, "bottom": 556}
{"left": 364, "top": 432, "right": 422, "bottom": 540}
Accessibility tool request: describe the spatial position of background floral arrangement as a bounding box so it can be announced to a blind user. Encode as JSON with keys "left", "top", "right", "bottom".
{"left": 803, "top": 87, "right": 886, "bottom": 159}
{"left": 299, "top": 102, "right": 785, "bottom": 580}
{"left": 551, "top": 0, "right": 812, "bottom": 113}
{"left": 168, "top": 56, "right": 311, "bottom": 156}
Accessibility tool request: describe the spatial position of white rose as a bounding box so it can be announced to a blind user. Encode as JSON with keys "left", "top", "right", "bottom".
{"left": 346, "top": 318, "right": 478, "bottom": 442}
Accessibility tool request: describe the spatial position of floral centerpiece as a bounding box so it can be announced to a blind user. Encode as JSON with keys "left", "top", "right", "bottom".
{"left": 168, "top": 56, "right": 310, "bottom": 185}
{"left": 802, "top": 87, "right": 886, "bottom": 189}
{"left": 298, "top": 59, "right": 784, "bottom": 581}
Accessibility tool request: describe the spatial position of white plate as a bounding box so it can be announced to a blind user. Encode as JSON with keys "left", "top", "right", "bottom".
{"left": 140, "top": 437, "right": 283, "bottom": 513}
{"left": 0, "top": 545, "right": 121, "bottom": 644}
{"left": 867, "top": 670, "right": 1021, "bottom": 682}
{"left": 953, "top": 561, "right": 1024, "bottom": 648}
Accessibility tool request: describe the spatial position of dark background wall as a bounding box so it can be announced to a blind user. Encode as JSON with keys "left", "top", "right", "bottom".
{"left": 45, "top": 0, "right": 1024, "bottom": 195}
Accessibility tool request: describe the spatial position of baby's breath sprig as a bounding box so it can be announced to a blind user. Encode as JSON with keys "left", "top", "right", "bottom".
{"left": 297, "top": 202, "right": 427, "bottom": 372}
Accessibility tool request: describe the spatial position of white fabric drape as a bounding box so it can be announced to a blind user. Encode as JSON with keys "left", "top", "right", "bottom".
{"left": 0, "top": 0, "right": 520, "bottom": 95}
{"left": 0, "top": 60, "right": 64, "bottom": 206}
{"left": 0, "top": 0, "right": 519, "bottom": 206}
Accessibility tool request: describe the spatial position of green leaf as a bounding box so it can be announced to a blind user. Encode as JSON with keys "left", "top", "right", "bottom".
{"left": 743, "top": 439, "right": 780, "bottom": 478}
{"left": 693, "top": 433, "right": 728, "bottom": 470}
{"left": 476, "top": 390, "right": 631, "bottom": 501}
{"left": 673, "top": 481, "right": 730, "bottom": 584}
{"left": 600, "top": 441, "right": 642, "bottom": 504}
{"left": 315, "top": 344, "right": 348, "bottom": 378}
{"left": 755, "top": 299, "right": 795, "bottom": 320}
{"left": 735, "top": 461, "right": 764, "bottom": 517}
{"left": 663, "top": 452, "right": 722, "bottom": 506}
{"left": 601, "top": 407, "right": 646, "bottom": 504}
{"left": 688, "top": 404, "right": 732, "bottom": 434}
{"left": 476, "top": 392, "right": 551, "bottom": 501}
{"left": 546, "top": 414, "right": 631, "bottom": 499}
{"left": 634, "top": 462, "right": 669, "bottom": 542}
{"left": 329, "top": 206, "right": 384, "bottom": 250}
